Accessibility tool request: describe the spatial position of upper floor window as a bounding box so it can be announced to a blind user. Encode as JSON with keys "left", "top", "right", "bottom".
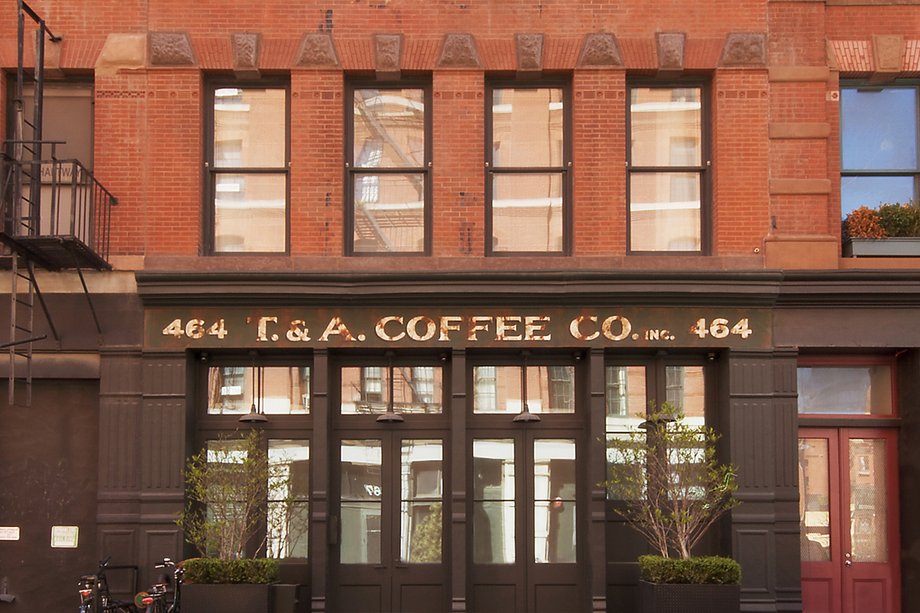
{"left": 487, "top": 85, "right": 569, "bottom": 254}
{"left": 347, "top": 84, "right": 430, "bottom": 254}
{"left": 841, "top": 84, "right": 919, "bottom": 217}
{"left": 628, "top": 84, "right": 707, "bottom": 253}
{"left": 206, "top": 84, "right": 288, "bottom": 254}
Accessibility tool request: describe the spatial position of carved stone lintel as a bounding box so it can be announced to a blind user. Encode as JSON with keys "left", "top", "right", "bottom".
{"left": 375, "top": 34, "right": 402, "bottom": 80}
{"left": 656, "top": 32, "right": 686, "bottom": 73}
{"left": 516, "top": 33, "right": 544, "bottom": 74}
{"left": 577, "top": 33, "right": 623, "bottom": 68}
{"left": 44, "top": 38, "right": 65, "bottom": 79}
{"left": 149, "top": 32, "right": 196, "bottom": 66}
{"left": 231, "top": 32, "right": 261, "bottom": 79}
{"left": 437, "top": 33, "right": 481, "bottom": 68}
{"left": 720, "top": 32, "right": 766, "bottom": 66}
{"left": 296, "top": 32, "right": 339, "bottom": 68}
{"left": 871, "top": 34, "right": 903, "bottom": 83}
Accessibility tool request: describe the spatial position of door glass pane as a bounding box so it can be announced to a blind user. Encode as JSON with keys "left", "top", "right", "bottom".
{"left": 267, "top": 440, "right": 310, "bottom": 559}
{"left": 665, "top": 366, "right": 705, "bottom": 424}
{"left": 400, "top": 440, "right": 443, "bottom": 563}
{"left": 341, "top": 440, "right": 383, "bottom": 563}
{"left": 491, "top": 172, "right": 564, "bottom": 253}
{"left": 353, "top": 89, "right": 425, "bottom": 168}
{"left": 473, "top": 439, "right": 516, "bottom": 563}
{"left": 797, "top": 365, "right": 893, "bottom": 415}
{"left": 534, "top": 440, "right": 576, "bottom": 563}
{"left": 605, "top": 366, "right": 646, "bottom": 433}
{"left": 492, "top": 88, "right": 564, "bottom": 168}
{"left": 798, "top": 438, "right": 831, "bottom": 562}
{"left": 849, "top": 438, "right": 888, "bottom": 562}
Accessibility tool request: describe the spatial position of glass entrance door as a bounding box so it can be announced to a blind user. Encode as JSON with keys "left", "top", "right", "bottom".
{"left": 799, "top": 429, "right": 900, "bottom": 613}
{"left": 333, "top": 434, "right": 447, "bottom": 613}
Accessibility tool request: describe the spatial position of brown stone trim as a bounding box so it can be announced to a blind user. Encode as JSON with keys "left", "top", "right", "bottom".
{"left": 576, "top": 32, "right": 623, "bottom": 67}
{"left": 871, "top": 34, "right": 904, "bottom": 82}
{"left": 437, "top": 33, "right": 481, "bottom": 68}
{"left": 231, "top": 32, "right": 260, "bottom": 79}
{"left": 148, "top": 32, "right": 196, "bottom": 66}
{"left": 656, "top": 32, "right": 686, "bottom": 73}
{"left": 828, "top": 0, "right": 920, "bottom": 5}
{"left": 768, "top": 66, "right": 831, "bottom": 82}
{"left": 769, "top": 178, "right": 832, "bottom": 195}
{"left": 515, "top": 33, "right": 544, "bottom": 74}
{"left": 720, "top": 32, "right": 766, "bottom": 66}
{"left": 768, "top": 122, "right": 831, "bottom": 139}
{"left": 374, "top": 33, "right": 402, "bottom": 79}
{"left": 295, "top": 32, "right": 339, "bottom": 67}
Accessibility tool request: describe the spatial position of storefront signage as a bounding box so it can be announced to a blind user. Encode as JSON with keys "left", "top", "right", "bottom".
{"left": 146, "top": 307, "right": 772, "bottom": 349}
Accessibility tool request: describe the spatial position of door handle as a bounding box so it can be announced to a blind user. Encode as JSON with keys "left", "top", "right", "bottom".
{"left": 844, "top": 552, "right": 852, "bottom": 567}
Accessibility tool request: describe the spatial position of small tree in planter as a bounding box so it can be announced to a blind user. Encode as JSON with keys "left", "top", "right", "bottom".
{"left": 176, "top": 429, "right": 305, "bottom": 613}
{"left": 606, "top": 404, "right": 741, "bottom": 613}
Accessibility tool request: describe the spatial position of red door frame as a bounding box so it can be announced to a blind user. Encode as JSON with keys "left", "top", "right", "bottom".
{"left": 800, "top": 428, "right": 901, "bottom": 613}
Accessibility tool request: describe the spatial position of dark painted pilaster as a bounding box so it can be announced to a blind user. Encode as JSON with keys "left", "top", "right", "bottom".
{"left": 898, "top": 350, "right": 920, "bottom": 613}
{"left": 588, "top": 349, "right": 607, "bottom": 612}
{"left": 450, "top": 349, "right": 468, "bottom": 612}
{"left": 311, "top": 350, "right": 329, "bottom": 613}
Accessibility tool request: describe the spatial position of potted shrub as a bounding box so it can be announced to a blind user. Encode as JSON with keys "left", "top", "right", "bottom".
{"left": 843, "top": 202, "right": 920, "bottom": 257}
{"left": 605, "top": 404, "right": 741, "bottom": 613}
{"left": 176, "top": 429, "right": 305, "bottom": 613}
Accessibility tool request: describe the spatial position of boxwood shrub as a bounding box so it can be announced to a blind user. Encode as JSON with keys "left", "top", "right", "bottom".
{"left": 182, "top": 558, "right": 280, "bottom": 585}
{"left": 638, "top": 555, "right": 741, "bottom": 585}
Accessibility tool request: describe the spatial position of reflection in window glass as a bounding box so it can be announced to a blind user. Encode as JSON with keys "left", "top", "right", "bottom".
{"left": 666, "top": 366, "right": 705, "bottom": 423}
{"left": 605, "top": 366, "right": 647, "bottom": 431}
{"left": 491, "top": 173, "right": 564, "bottom": 253}
{"left": 473, "top": 366, "right": 575, "bottom": 414}
{"left": 849, "top": 438, "right": 888, "bottom": 562}
{"left": 208, "top": 367, "right": 310, "bottom": 415}
{"left": 267, "top": 440, "right": 309, "bottom": 559}
{"left": 340, "top": 440, "right": 382, "bottom": 564}
{"left": 400, "top": 440, "right": 442, "bottom": 563}
{"left": 797, "top": 365, "right": 892, "bottom": 415}
{"left": 798, "top": 438, "right": 831, "bottom": 562}
{"left": 341, "top": 366, "right": 442, "bottom": 414}
{"left": 473, "top": 439, "right": 515, "bottom": 563}
{"left": 534, "top": 439, "right": 576, "bottom": 563}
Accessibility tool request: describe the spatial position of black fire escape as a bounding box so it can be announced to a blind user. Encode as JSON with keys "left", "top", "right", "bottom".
{"left": 0, "top": 1, "right": 118, "bottom": 406}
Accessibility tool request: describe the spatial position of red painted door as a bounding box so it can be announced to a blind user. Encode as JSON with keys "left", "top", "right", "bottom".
{"left": 799, "top": 429, "right": 900, "bottom": 613}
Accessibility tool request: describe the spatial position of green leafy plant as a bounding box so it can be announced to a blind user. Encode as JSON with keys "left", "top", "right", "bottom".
{"left": 605, "top": 403, "right": 739, "bottom": 561}
{"left": 182, "top": 557, "right": 280, "bottom": 585}
{"left": 639, "top": 555, "right": 741, "bottom": 585}
{"left": 844, "top": 202, "right": 920, "bottom": 239}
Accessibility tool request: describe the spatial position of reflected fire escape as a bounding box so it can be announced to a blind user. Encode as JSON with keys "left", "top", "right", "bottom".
{"left": 0, "top": 1, "right": 118, "bottom": 405}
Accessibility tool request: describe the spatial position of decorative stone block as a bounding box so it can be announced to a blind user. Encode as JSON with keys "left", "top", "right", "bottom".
{"left": 438, "top": 33, "right": 481, "bottom": 68}
{"left": 656, "top": 32, "right": 686, "bottom": 73}
{"left": 871, "top": 34, "right": 903, "bottom": 82}
{"left": 375, "top": 34, "right": 402, "bottom": 79}
{"left": 577, "top": 32, "right": 623, "bottom": 67}
{"left": 149, "top": 32, "right": 195, "bottom": 66}
{"left": 720, "top": 32, "right": 766, "bottom": 66}
{"left": 516, "top": 33, "right": 544, "bottom": 73}
{"left": 296, "top": 32, "right": 339, "bottom": 67}
{"left": 232, "top": 32, "right": 261, "bottom": 78}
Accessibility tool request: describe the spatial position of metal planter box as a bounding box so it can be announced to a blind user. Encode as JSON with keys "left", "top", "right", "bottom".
{"left": 638, "top": 580, "right": 740, "bottom": 613}
{"left": 843, "top": 237, "right": 920, "bottom": 257}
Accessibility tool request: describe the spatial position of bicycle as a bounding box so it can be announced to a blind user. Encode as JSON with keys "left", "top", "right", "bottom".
{"left": 136, "top": 558, "right": 183, "bottom": 613}
{"left": 77, "top": 557, "right": 138, "bottom": 613}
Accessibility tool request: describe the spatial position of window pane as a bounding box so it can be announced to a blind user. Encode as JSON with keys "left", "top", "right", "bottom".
{"left": 353, "top": 173, "right": 425, "bottom": 253}
{"left": 630, "top": 87, "right": 702, "bottom": 167}
{"left": 841, "top": 175, "right": 915, "bottom": 217}
{"left": 492, "top": 88, "right": 564, "bottom": 168}
{"left": 215, "top": 173, "right": 286, "bottom": 253}
{"left": 492, "top": 173, "right": 564, "bottom": 252}
{"left": 605, "top": 366, "right": 646, "bottom": 431}
{"left": 400, "top": 440, "right": 442, "bottom": 563}
{"left": 267, "top": 440, "right": 310, "bottom": 559}
{"left": 473, "top": 366, "right": 521, "bottom": 413}
{"left": 473, "top": 439, "right": 515, "bottom": 564}
{"left": 534, "top": 439, "right": 576, "bottom": 563}
{"left": 798, "top": 438, "right": 831, "bottom": 562}
{"left": 208, "top": 366, "right": 310, "bottom": 415}
{"left": 341, "top": 440, "right": 382, "bottom": 564}
{"left": 353, "top": 89, "right": 425, "bottom": 168}
{"left": 797, "top": 365, "right": 892, "bottom": 415}
{"left": 841, "top": 87, "right": 917, "bottom": 171}
{"left": 341, "top": 367, "right": 388, "bottom": 414}
{"left": 393, "top": 366, "right": 443, "bottom": 414}
{"left": 629, "top": 172, "right": 701, "bottom": 251}
{"left": 849, "top": 438, "right": 888, "bottom": 562}
{"left": 341, "top": 366, "right": 442, "bottom": 414}
{"left": 527, "top": 366, "right": 575, "bottom": 413}
{"left": 214, "top": 88, "right": 286, "bottom": 168}
{"left": 665, "top": 366, "right": 705, "bottom": 423}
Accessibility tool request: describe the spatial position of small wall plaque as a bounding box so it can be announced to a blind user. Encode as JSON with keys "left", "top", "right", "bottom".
{"left": 51, "top": 526, "right": 79, "bottom": 549}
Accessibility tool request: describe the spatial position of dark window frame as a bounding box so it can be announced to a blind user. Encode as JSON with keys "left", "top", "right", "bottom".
{"left": 345, "top": 79, "right": 433, "bottom": 256}
{"left": 839, "top": 81, "right": 920, "bottom": 218}
{"left": 485, "top": 80, "right": 573, "bottom": 256}
{"left": 626, "top": 79, "right": 711, "bottom": 255}
{"left": 203, "top": 78, "right": 292, "bottom": 256}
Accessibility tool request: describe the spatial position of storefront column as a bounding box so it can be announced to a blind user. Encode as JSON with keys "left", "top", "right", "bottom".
{"left": 898, "top": 350, "right": 920, "bottom": 613}
{"left": 587, "top": 349, "right": 607, "bottom": 612}
{"left": 311, "top": 350, "right": 329, "bottom": 612}
{"left": 725, "top": 350, "right": 802, "bottom": 612}
{"left": 450, "top": 348, "right": 468, "bottom": 612}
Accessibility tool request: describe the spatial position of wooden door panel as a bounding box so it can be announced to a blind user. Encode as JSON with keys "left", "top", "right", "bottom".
{"left": 801, "top": 577, "right": 836, "bottom": 613}
{"left": 471, "top": 583, "right": 519, "bottom": 613}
